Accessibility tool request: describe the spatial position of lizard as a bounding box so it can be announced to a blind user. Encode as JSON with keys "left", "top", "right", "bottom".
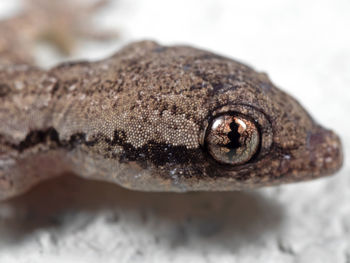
{"left": 0, "top": 0, "right": 343, "bottom": 200}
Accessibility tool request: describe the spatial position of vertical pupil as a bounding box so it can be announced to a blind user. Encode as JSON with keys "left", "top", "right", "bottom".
{"left": 207, "top": 114, "right": 260, "bottom": 165}
{"left": 225, "top": 119, "right": 241, "bottom": 150}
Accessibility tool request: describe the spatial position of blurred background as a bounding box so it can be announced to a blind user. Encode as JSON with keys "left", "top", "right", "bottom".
{"left": 0, "top": 0, "right": 349, "bottom": 262}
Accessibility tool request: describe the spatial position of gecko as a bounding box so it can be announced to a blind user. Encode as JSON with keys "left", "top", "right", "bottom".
{"left": 0, "top": 0, "right": 343, "bottom": 200}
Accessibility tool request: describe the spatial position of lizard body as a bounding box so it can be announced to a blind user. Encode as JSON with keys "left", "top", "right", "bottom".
{"left": 0, "top": 1, "right": 343, "bottom": 200}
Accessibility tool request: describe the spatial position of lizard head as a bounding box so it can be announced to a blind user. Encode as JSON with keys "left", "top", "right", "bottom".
{"left": 98, "top": 41, "right": 343, "bottom": 191}
{"left": 188, "top": 45, "right": 343, "bottom": 190}
{"left": 199, "top": 81, "right": 343, "bottom": 190}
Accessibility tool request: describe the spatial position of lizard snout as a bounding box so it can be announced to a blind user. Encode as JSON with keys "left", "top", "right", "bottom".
{"left": 306, "top": 127, "right": 343, "bottom": 176}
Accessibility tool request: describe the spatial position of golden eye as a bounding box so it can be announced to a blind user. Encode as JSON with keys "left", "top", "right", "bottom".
{"left": 206, "top": 114, "right": 260, "bottom": 165}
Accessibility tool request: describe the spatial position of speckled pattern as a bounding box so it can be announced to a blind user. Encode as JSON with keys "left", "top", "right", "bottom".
{"left": 0, "top": 2, "right": 343, "bottom": 200}
{"left": 0, "top": 0, "right": 349, "bottom": 262}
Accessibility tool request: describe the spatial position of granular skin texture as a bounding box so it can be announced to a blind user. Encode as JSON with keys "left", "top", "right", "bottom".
{"left": 0, "top": 2, "right": 343, "bottom": 200}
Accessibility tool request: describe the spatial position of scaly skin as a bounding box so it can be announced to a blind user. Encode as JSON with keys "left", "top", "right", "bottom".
{"left": 0, "top": 2, "right": 343, "bottom": 200}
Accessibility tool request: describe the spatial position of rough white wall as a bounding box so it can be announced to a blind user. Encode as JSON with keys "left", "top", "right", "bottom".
{"left": 0, "top": 0, "right": 349, "bottom": 262}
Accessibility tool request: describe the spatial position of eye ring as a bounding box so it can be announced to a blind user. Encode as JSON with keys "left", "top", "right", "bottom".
{"left": 205, "top": 113, "right": 261, "bottom": 165}
{"left": 201, "top": 104, "right": 273, "bottom": 166}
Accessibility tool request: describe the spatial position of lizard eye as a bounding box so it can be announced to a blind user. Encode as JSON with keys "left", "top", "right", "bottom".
{"left": 205, "top": 114, "right": 260, "bottom": 165}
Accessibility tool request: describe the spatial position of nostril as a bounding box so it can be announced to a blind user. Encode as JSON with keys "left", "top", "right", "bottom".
{"left": 307, "top": 129, "right": 328, "bottom": 150}
{"left": 307, "top": 128, "right": 340, "bottom": 150}
{"left": 307, "top": 128, "right": 343, "bottom": 172}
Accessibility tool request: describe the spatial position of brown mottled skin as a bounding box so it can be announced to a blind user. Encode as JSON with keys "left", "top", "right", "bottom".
{"left": 0, "top": 1, "right": 343, "bottom": 200}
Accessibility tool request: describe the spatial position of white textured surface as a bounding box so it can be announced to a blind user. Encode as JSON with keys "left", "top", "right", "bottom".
{"left": 0, "top": 0, "right": 349, "bottom": 262}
